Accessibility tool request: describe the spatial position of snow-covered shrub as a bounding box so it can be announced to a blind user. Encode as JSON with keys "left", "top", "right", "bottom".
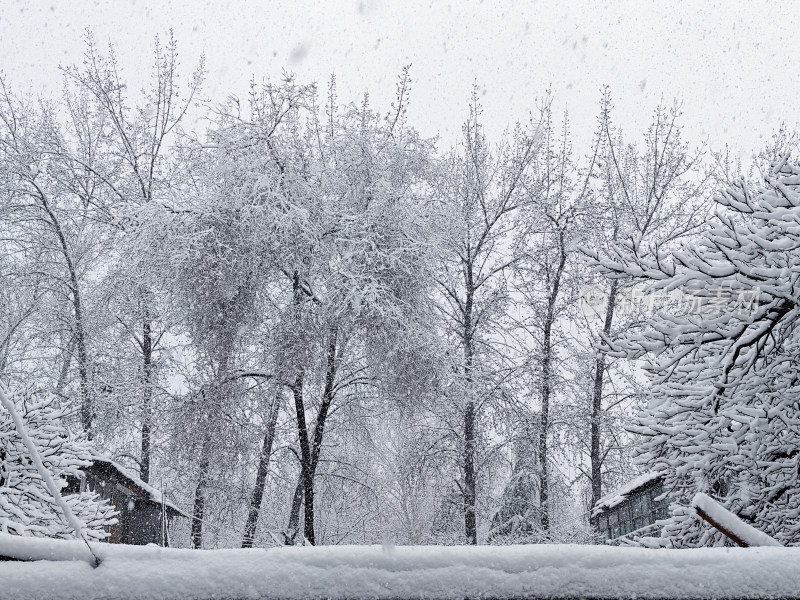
{"left": 489, "top": 469, "right": 541, "bottom": 543}
{"left": 0, "top": 386, "right": 117, "bottom": 539}
{"left": 589, "top": 156, "right": 800, "bottom": 547}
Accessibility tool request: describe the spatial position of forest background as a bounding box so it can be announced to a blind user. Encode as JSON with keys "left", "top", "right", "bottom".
{"left": 1, "top": 1, "right": 799, "bottom": 549}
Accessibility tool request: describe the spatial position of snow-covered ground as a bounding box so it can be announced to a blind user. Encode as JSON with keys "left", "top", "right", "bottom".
{"left": 1, "top": 533, "right": 798, "bottom": 599}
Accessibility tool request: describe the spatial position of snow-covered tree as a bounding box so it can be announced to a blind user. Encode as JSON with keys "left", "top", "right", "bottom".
{"left": 268, "top": 73, "right": 437, "bottom": 546}
{"left": 590, "top": 155, "right": 800, "bottom": 547}
{"left": 435, "top": 89, "right": 544, "bottom": 544}
{"left": 0, "top": 248, "right": 43, "bottom": 379}
{"left": 0, "top": 385, "right": 117, "bottom": 539}
{"left": 511, "top": 106, "right": 587, "bottom": 535}
{"left": 489, "top": 434, "right": 540, "bottom": 542}
{"left": 143, "top": 130, "right": 272, "bottom": 549}
{"left": 579, "top": 92, "right": 709, "bottom": 516}
{"left": 0, "top": 79, "right": 109, "bottom": 436}
{"left": 61, "top": 31, "right": 204, "bottom": 483}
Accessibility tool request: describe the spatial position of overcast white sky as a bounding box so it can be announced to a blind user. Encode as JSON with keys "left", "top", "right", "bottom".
{"left": 1, "top": 0, "right": 796, "bottom": 159}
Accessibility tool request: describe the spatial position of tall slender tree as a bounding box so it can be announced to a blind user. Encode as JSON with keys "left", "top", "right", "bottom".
{"left": 61, "top": 31, "right": 204, "bottom": 481}
{"left": 512, "top": 108, "right": 587, "bottom": 534}
{"left": 436, "top": 90, "right": 543, "bottom": 543}
{"left": 582, "top": 93, "right": 708, "bottom": 513}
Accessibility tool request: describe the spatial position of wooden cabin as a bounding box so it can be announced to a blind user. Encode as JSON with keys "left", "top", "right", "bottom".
{"left": 592, "top": 472, "right": 671, "bottom": 543}
{"left": 64, "top": 458, "right": 183, "bottom": 546}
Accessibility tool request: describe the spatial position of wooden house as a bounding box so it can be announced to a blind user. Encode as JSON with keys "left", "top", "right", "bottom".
{"left": 592, "top": 472, "right": 671, "bottom": 543}
{"left": 64, "top": 458, "right": 183, "bottom": 546}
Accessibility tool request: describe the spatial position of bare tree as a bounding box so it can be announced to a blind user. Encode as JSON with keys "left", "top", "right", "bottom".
{"left": 61, "top": 30, "right": 204, "bottom": 480}
{"left": 512, "top": 108, "right": 587, "bottom": 534}
{"left": 0, "top": 79, "right": 106, "bottom": 434}
{"left": 436, "top": 89, "right": 543, "bottom": 543}
{"left": 583, "top": 91, "right": 709, "bottom": 513}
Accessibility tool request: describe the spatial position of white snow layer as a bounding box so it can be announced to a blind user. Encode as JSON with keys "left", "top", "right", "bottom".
{"left": 1, "top": 533, "right": 799, "bottom": 599}
{"left": 692, "top": 492, "right": 782, "bottom": 548}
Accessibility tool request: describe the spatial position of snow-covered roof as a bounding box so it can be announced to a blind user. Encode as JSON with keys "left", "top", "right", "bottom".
{"left": 87, "top": 457, "right": 182, "bottom": 514}
{"left": 592, "top": 472, "right": 663, "bottom": 515}
{"left": 1, "top": 533, "right": 798, "bottom": 599}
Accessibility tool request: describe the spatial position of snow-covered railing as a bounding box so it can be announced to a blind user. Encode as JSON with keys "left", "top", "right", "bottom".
{"left": 693, "top": 492, "right": 782, "bottom": 548}
{"left": 2, "top": 533, "right": 800, "bottom": 599}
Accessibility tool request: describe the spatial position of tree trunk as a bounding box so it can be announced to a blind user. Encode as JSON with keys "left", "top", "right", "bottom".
{"left": 287, "top": 267, "right": 340, "bottom": 546}
{"left": 141, "top": 317, "right": 153, "bottom": 483}
{"left": 590, "top": 279, "right": 618, "bottom": 514}
{"left": 191, "top": 351, "right": 231, "bottom": 550}
{"left": 289, "top": 326, "right": 340, "bottom": 547}
{"left": 463, "top": 396, "right": 477, "bottom": 544}
{"left": 73, "top": 297, "right": 91, "bottom": 436}
{"left": 37, "top": 190, "right": 92, "bottom": 435}
{"left": 242, "top": 391, "right": 282, "bottom": 548}
{"left": 290, "top": 370, "right": 315, "bottom": 544}
{"left": 285, "top": 475, "right": 304, "bottom": 544}
{"left": 310, "top": 329, "right": 338, "bottom": 474}
{"left": 538, "top": 240, "right": 567, "bottom": 534}
{"left": 463, "top": 280, "right": 477, "bottom": 545}
{"left": 55, "top": 335, "right": 75, "bottom": 396}
{"left": 286, "top": 270, "right": 315, "bottom": 544}
{"left": 539, "top": 320, "right": 552, "bottom": 533}
{"left": 191, "top": 451, "right": 209, "bottom": 549}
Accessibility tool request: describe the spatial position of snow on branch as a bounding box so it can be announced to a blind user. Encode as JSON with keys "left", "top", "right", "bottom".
{"left": 593, "top": 158, "right": 800, "bottom": 548}
{"left": 0, "top": 385, "right": 116, "bottom": 544}
{"left": 0, "top": 385, "right": 86, "bottom": 540}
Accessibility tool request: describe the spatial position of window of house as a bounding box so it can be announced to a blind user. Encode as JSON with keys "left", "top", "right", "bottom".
{"left": 648, "top": 487, "right": 669, "bottom": 521}
{"left": 620, "top": 501, "right": 631, "bottom": 524}
{"left": 631, "top": 494, "right": 644, "bottom": 517}
{"left": 598, "top": 514, "right": 608, "bottom": 534}
{"left": 632, "top": 496, "right": 646, "bottom": 530}
{"left": 624, "top": 501, "right": 635, "bottom": 534}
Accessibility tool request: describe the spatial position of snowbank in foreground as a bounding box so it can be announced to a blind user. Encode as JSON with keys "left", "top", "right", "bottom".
{"left": 1, "top": 533, "right": 798, "bottom": 600}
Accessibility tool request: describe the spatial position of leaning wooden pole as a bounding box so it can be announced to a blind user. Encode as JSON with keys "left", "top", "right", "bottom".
{"left": 692, "top": 492, "right": 782, "bottom": 548}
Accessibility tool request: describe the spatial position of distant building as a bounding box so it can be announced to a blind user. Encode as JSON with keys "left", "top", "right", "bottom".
{"left": 592, "top": 473, "right": 671, "bottom": 543}
{"left": 64, "top": 458, "right": 183, "bottom": 546}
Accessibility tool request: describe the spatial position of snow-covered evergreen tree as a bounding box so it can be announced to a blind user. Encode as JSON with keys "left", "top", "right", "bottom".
{"left": 0, "top": 385, "right": 117, "bottom": 539}
{"left": 589, "top": 156, "right": 800, "bottom": 547}
{"left": 489, "top": 438, "right": 541, "bottom": 543}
